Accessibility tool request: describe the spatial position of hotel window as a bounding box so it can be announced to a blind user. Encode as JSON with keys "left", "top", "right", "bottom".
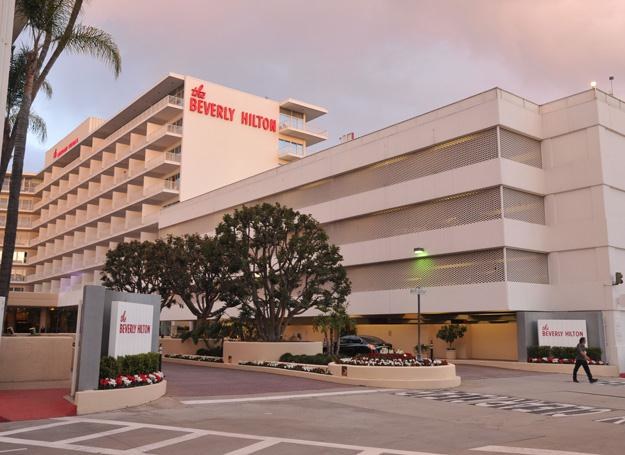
{"left": 0, "top": 250, "right": 28, "bottom": 263}
{"left": 280, "top": 110, "right": 304, "bottom": 129}
{"left": 279, "top": 139, "right": 304, "bottom": 157}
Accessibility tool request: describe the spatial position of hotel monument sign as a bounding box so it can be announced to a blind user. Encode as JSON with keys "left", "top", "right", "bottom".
{"left": 108, "top": 300, "right": 154, "bottom": 357}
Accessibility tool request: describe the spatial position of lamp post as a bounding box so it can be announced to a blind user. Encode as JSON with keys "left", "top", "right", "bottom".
{"left": 411, "top": 247, "right": 427, "bottom": 362}
{"left": 410, "top": 286, "right": 426, "bottom": 361}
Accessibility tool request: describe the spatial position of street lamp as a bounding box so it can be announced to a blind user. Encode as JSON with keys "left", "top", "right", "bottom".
{"left": 411, "top": 247, "right": 427, "bottom": 361}
{"left": 410, "top": 286, "right": 427, "bottom": 361}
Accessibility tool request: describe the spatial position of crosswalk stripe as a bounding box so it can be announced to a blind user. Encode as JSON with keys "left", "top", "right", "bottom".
{"left": 471, "top": 445, "right": 599, "bottom": 455}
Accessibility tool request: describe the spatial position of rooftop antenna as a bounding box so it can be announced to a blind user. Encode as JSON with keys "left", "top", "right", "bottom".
{"left": 609, "top": 76, "right": 615, "bottom": 95}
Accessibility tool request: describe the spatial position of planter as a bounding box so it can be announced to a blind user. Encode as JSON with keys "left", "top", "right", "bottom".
{"left": 222, "top": 340, "right": 323, "bottom": 364}
{"left": 327, "top": 362, "right": 461, "bottom": 389}
{"left": 73, "top": 380, "right": 167, "bottom": 415}
{"left": 445, "top": 349, "right": 456, "bottom": 360}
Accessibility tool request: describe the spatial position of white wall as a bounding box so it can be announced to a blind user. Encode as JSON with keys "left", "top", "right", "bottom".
{"left": 179, "top": 76, "right": 281, "bottom": 201}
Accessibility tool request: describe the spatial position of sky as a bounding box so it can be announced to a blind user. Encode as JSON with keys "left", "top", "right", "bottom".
{"left": 23, "top": 0, "right": 625, "bottom": 171}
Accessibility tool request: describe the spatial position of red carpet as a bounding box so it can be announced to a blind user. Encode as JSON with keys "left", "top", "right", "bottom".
{"left": 0, "top": 389, "right": 76, "bottom": 422}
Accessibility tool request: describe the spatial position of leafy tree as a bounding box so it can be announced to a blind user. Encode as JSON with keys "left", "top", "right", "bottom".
{"left": 436, "top": 324, "right": 467, "bottom": 350}
{"left": 165, "top": 234, "right": 237, "bottom": 321}
{"left": 216, "top": 203, "right": 351, "bottom": 342}
{"left": 313, "top": 302, "right": 353, "bottom": 357}
{"left": 0, "top": 0, "right": 121, "bottom": 303}
{"left": 101, "top": 240, "right": 177, "bottom": 310}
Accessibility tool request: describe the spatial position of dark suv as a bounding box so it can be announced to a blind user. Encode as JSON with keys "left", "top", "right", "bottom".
{"left": 338, "top": 335, "right": 393, "bottom": 356}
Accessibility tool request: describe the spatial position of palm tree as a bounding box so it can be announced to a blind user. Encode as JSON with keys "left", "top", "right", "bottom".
{"left": 0, "top": 0, "right": 122, "bottom": 301}
{"left": 2, "top": 47, "right": 53, "bottom": 183}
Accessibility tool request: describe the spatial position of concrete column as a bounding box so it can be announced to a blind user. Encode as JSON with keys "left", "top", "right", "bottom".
{"left": 0, "top": 0, "right": 16, "bottom": 156}
{"left": 39, "top": 307, "right": 49, "bottom": 331}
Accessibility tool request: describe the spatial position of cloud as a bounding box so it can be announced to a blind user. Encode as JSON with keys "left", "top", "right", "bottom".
{"left": 25, "top": 0, "right": 625, "bottom": 171}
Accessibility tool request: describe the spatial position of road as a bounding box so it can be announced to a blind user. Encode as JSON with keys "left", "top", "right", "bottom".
{"left": 0, "top": 363, "right": 623, "bottom": 454}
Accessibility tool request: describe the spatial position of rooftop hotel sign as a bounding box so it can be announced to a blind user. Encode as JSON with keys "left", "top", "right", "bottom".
{"left": 538, "top": 319, "right": 587, "bottom": 347}
{"left": 188, "top": 84, "right": 277, "bottom": 132}
{"left": 108, "top": 301, "right": 154, "bottom": 357}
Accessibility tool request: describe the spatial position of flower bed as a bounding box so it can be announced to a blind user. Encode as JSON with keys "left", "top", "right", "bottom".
{"left": 239, "top": 360, "right": 329, "bottom": 375}
{"left": 338, "top": 352, "right": 448, "bottom": 367}
{"left": 99, "top": 371, "right": 164, "bottom": 390}
{"left": 528, "top": 357, "right": 606, "bottom": 365}
{"left": 164, "top": 353, "right": 223, "bottom": 363}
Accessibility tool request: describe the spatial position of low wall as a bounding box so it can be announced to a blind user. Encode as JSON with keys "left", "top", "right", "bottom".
{"left": 0, "top": 335, "right": 73, "bottom": 383}
{"left": 223, "top": 340, "right": 323, "bottom": 364}
{"left": 74, "top": 380, "right": 167, "bottom": 415}
{"left": 327, "top": 363, "right": 460, "bottom": 389}
{"left": 452, "top": 359, "right": 620, "bottom": 377}
{"left": 159, "top": 337, "right": 200, "bottom": 356}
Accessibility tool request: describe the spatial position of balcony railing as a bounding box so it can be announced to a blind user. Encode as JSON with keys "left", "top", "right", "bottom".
{"left": 10, "top": 274, "right": 25, "bottom": 282}
{"left": 32, "top": 123, "right": 183, "bottom": 225}
{"left": 279, "top": 119, "right": 327, "bottom": 136}
{"left": 278, "top": 142, "right": 305, "bottom": 159}
{"left": 0, "top": 217, "right": 32, "bottom": 227}
{"left": 34, "top": 95, "right": 183, "bottom": 193}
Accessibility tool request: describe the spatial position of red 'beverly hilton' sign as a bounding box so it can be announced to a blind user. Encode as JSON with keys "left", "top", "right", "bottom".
{"left": 53, "top": 137, "right": 79, "bottom": 158}
{"left": 188, "top": 84, "right": 277, "bottom": 133}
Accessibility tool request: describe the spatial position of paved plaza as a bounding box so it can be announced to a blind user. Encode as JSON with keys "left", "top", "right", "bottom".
{"left": 0, "top": 364, "right": 624, "bottom": 455}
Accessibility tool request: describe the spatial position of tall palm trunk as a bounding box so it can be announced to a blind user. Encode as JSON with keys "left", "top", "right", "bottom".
{"left": 0, "top": 74, "right": 32, "bottom": 300}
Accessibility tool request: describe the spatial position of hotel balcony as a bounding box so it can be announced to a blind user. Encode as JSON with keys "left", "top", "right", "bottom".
{"left": 278, "top": 141, "right": 306, "bottom": 162}
{"left": 34, "top": 94, "right": 183, "bottom": 195}
{"left": 278, "top": 120, "right": 327, "bottom": 146}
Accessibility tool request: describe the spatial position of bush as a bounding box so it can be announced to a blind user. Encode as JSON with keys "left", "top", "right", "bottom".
{"left": 436, "top": 324, "right": 467, "bottom": 349}
{"left": 526, "top": 346, "right": 602, "bottom": 361}
{"left": 196, "top": 346, "right": 223, "bottom": 357}
{"left": 527, "top": 345, "right": 551, "bottom": 358}
{"left": 279, "top": 353, "right": 334, "bottom": 365}
{"left": 99, "top": 352, "right": 161, "bottom": 379}
{"left": 587, "top": 347, "right": 602, "bottom": 360}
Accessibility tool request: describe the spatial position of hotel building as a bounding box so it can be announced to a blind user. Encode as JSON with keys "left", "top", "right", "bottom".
{"left": 2, "top": 73, "right": 326, "bottom": 332}
{"left": 3, "top": 77, "right": 625, "bottom": 372}
{"left": 160, "top": 87, "right": 625, "bottom": 371}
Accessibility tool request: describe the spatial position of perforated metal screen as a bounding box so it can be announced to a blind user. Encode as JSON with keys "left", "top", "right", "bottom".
{"left": 324, "top": 187, "right": 502, "bottom": 245}
{"left": 268, "top": 128, "right": 499, "bottom": 210}
{"left": 502, "top": 188, "right": 545, "bottom": 224}
{"left": 348, "top": 249, "right": 505, "bottom": 292}
{"left": 505, "top": 248, "right": 549, "bottom": 284}
{"left": 500, "top": 128, "right": 542, "bottom": 168}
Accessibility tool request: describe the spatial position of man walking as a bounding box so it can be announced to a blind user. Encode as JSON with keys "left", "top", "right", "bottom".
{"left": 573, "top": 337, "right": 598, "bottom": 383}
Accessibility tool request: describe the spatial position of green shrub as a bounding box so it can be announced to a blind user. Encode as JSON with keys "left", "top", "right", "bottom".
{"left": 99, "top": 356, "right": 119, "bottom": 379}
{"left": 527, "top": 346, "right": 551, "bottom": 358}
{"left": 279, "top": 353, "right": 333, "bottom": 365}
{"left": 196, "top": 346, "right": 223, "bottom": 357}
{"left": 587, "top": 347, "right": 602, "bottom": 361}
{"left": 99, "top": 352, "right": 160, "bottom": 378}
{"left": 436, "top": 324, "right": 467, "bottom": 349}
{"left": 527, "top": 346, "right": 602, "bottom": 361}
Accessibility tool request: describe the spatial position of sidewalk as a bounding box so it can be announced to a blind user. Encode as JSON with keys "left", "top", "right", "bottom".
{"left": 0, "top": 388, "right": 76, "bottom": 421}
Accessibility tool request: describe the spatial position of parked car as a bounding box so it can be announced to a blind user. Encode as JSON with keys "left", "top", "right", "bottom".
{"left": 338, "top": 335, "right": 393, "bottom": 356}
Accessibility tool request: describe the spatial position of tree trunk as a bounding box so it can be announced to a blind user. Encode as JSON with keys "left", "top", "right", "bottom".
{"left": 0, "top": 117, "right": 13, "bottom": 191}
{"left": 0, "top": 98, "right": 31, "bottom": 301}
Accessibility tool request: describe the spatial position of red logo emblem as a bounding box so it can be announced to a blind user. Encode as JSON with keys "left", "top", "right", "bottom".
{"left": 542, "top": 324, "right": 549, "bottom": 331}
{"left": 191, "top": 84, "right": 206, "bottom": 100}
{"left": 120, "top": 310, "right": 127, "bottom": 323}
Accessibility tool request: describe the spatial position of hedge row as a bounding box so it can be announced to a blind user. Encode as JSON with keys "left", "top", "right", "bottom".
{"left": 527, "top": 345, "right": 602, "bottom": 360}
{"left": 279, "top": 353, "right": 334, "bottom": 365}
{"left": 100, "top": 352, "right": 161, "bottom": 379}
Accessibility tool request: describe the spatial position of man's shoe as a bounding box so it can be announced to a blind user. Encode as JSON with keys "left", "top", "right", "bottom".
{"left": 573, "top": 379, "right": 579, "bottom": 383}
{"left": 590, "top": 378, "right": 598, "bottom": 383}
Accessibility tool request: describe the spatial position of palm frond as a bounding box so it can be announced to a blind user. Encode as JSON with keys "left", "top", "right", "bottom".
{"left": 65, "top": 24, "right": 121, "bottom": 77}
{"left": 40, "top": 79, "right": 53, "bottom": 98}
{"left": 28, "top": 111, "right": 47, "bottom": 142}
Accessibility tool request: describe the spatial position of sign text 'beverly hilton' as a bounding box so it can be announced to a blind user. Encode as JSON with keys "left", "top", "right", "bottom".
{"left": 189, "top": 84, "right": 277, "bottom": 132}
